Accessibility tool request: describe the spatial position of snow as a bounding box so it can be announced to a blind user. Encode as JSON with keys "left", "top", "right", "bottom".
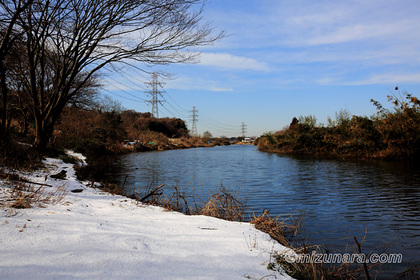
{"left": 0, "top": 152, "right": 294, "bottom": 280}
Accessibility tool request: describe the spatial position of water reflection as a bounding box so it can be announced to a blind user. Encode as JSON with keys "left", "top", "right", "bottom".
{"left": 116, "top": 145, "right": 419, "bottom": 279}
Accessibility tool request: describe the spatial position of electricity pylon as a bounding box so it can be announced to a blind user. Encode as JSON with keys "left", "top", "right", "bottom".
{"left": 190, "top": 106, "right": 199, "bottom": 137}
{"left": 241, "top": 122, "right": 247, "bottom": 138}
{"left": 145, "top": 73, "right": 165, "bottom": 118}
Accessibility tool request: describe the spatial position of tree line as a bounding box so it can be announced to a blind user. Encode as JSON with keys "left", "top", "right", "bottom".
{"left": 255, "top": 90, "right": 420, "bottom": 160}
{"left": 0, "top": 0, "right": 223, "bottom": 151}
{"left": 54, "top": 104, "right": 190, "bottom": 156}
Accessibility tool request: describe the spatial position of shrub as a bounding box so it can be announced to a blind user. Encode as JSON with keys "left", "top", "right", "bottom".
{"left": 371, "top": 91, "right": 420, "bottom": 158}
{"left": 199, "top": 185, "right": 245, "bottom": 222}
{"left": 256, "top": 91, "right": 420, "bottom": 159}
{"left": 0, "top": 142, "right": 43, "bottom": 170}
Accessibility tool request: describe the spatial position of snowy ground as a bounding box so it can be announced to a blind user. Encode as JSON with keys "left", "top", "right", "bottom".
{"left": 0, "top": 152, "right": 294, "bottom": 280}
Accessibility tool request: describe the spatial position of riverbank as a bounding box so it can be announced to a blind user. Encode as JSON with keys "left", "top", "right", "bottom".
{"left": 125, "top": 136, "right": 231, "bottom": 152}
{"left": 0, "top": 151, "right": 293, "bottom": 279}
{"left": 255, "top": 93, "right": 420, "bottom": 160}
{"left": 112, "top": 144, "right": 420, "bottom": 279}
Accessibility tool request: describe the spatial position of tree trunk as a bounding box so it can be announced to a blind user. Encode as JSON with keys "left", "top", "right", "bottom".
{"left": 34, "top": 132, "right": 49, "bottom": 151}
{"left": 33, "top": 100, "right": 66, "bottom": 151}
{"left": 34, "top": 121, "right": 47, "bottom": 151}
{"left": 0, "top": 0, "right": 34, "bottom": 144}
{"left": 33, "top": 115, "right": 54, "bottom": 151}
{"left": 0, "top": 61, "right": 8, "bottom": 144}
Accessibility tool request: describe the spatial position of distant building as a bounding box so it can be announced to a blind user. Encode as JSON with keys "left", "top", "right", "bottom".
{"left": 243, "top": 137, "right": 252, "bottom": 143}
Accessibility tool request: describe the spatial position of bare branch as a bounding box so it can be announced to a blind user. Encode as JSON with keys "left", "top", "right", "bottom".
{"left": 1, "top": 0, "right": 223, "bottom": 149}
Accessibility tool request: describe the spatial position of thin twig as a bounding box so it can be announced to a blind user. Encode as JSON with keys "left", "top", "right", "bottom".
{"left": 7, "top": 177, "right": 52, "bottom": 187}
{"left": 139, "top": 184, "right": 165, "bottom": 202}
{"left": 354, "top": 236, "right": 371, "bottom": 280}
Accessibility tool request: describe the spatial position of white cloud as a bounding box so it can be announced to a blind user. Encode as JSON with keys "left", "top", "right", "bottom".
{"left": 315, "top": 77, "right": 337, "bottom": 86}
{"left": 165, "top": 76, "right": 234, "bottom": 92}
{"left": 271, "top": 42, "right": 420, "bottom": 67}
{"left": 301, "top": 19, "right": 418, "bottom": 46}
{"left": 347, "top": 73, "right": 420, "bottom": 85}
{"left": 202, "top": 0, "right": 420, "bottom": 85}
{"left": 198, "top": 52, "right": 270, "bottom": 71}
{"left": 208, "top": 86, "right": 234, "bottom": 92}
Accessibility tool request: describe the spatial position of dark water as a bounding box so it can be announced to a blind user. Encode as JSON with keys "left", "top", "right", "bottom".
{"left": 115, "top": 145, "right": 420, "bottom": 278}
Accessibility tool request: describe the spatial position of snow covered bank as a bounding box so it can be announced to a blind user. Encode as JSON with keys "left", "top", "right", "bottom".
{"left": 0, "top": 152, "right": 293, "bottom": 279}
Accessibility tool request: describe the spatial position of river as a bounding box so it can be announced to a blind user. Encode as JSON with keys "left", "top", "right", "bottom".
{"left": 114, "top": 145, "right": 420, "bottom": 279}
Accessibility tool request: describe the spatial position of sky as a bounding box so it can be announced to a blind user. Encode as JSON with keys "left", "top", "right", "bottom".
{"left": 101, "top": 0, "right": 420, "bottom": 137}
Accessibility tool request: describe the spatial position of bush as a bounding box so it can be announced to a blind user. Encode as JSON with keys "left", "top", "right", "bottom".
{"left": 199, "top": 186, "right": 245, "bottom": 222}
{"left": 0, "top": 142, "right": 43, "bottom": 170}
{"left": 256, "top": 91, "right": 420, "bottom": 159}
{"left": 371, "top": 91, "right": 420, "bottom": 158}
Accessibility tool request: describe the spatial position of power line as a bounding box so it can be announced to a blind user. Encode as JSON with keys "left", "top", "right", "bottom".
{"left": 159, "top": 105, "right": 172, "bottom": 118}
{"left": 200, "top": 113, "right": 240, "bottom": 129}
{"left": 160, "top": 91, "right": 239, "bottom": 135}
{"left": 129, "top": 68, "right": 239, "bottom": 132}
{"left": 101, "top": 76, "right": 147, "bottom": 102}
{"left": 160, "top": 88, "right": 238, "bottom": 130}
{"left": 161, "top": 94, "right": 189, "bottom": 119}
{"left": 101, "top": 89, "right": 145, "bottom": 103}
{"left": 103, "top": 67, "right": 242, "bottom": 136}
{"left": 161, "top": 93, "right": 241, "bottom": 135}
{"left": 120, "top": 71, "right": 149, "bottom": 91}
{"left": 198, "top": 119, "right": 241, "bottom": 134}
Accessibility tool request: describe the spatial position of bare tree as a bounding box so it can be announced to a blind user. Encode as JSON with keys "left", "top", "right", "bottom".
{"left": 96, "top": 95, "right": 125, "bottom": 114}
{"left": 10, "top": 0, "right": 223, "bottom": 150}
{"left": 203, "top": 130, "right": 212, "bottom": 138}
{"left": 0, "top": 0, "right": 34, "bottom": 143}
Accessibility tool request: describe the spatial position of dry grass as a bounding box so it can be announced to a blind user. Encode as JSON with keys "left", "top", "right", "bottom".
{"left": 109, "top": 180, "right": 405, "bottom": 280}
{"left": 1, "top": 178, "right": 68, "bottom": 210}
{"left": 143, "top": 184, "right": 193, "bottom": 214}
{"left": 133, "top": 183, "right": 245, "bottom": 221}
{"left": 0, "top": 142, "right": 43, "bottom": 170}
{"left": 250, "top": 211, "right": 294, "bottom": 246}
{"left": 273, "top": 244, "right": 364, "bottom": 280}
{"left": 249, "top": 211, "right": 390, "bottom": 280}
{"left": 392, "top": 264, "right": 420, "bottom": 280}
{"left": 199, "top": 186, "right": 245, "bottom": 221}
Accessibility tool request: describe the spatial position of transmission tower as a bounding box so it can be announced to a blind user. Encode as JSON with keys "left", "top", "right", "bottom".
{"left": 241, "top": 122, "right": 247, "bottom": 138}
{"left": 190, "top": 106, "right": 199, "bottom": 137}
{"left": 145, "top": 73, "right": 165, "bottom": 118}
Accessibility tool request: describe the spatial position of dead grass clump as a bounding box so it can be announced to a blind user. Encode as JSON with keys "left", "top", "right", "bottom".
{"left": 7, "top": 182, "right": 34, "bottom": 209}
{"left": 0, "top": 170, "right": 22, "bottom": 181}
{"left": 10, "top": 197, "right": 31, "bottom": 209}
{"left": 250, "top": 211, "right": 374, "bottom": 279}
{"left": 273, "top": 245, "right": 360, "bottom": 280}
{"left": 132, "top": 183, "right": 245, "bottom": 222}
{"left": 199, "top": 186, "right": 245, "bottom": 222}
{"left": 35, "top": 185, "right": 68, "bottom": 205}
{"left": 132, "top": 184, "right": 193, "bottom": 214}
{"left": 250, "top": 211, "right": 289, "bottom": 246}
{"left": 163, "top": 184, "right": 192, "bottom": 214}
{"left": 3, "top": 181, "right": 68, "bottom": 209}
{"left": 250, "top": 210, "right": 305, "bottom": 247}
{"left": 266, "top": 231, "right": 387, "bottom": 280}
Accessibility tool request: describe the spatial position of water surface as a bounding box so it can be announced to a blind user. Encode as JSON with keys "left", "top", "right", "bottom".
{"left": 115, "top": 145, "right": 420, "bottom": 278}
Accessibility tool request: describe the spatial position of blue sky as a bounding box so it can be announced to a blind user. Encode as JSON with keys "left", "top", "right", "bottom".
{"left": 102, "top": 0, "right": 420, "bottom": 137}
